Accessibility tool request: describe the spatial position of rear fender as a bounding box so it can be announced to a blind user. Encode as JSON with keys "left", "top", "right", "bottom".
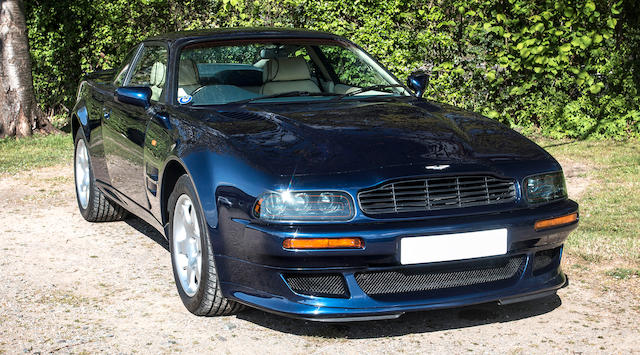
{"left": 73, "top": 105, "right": 90, "bottom": 140}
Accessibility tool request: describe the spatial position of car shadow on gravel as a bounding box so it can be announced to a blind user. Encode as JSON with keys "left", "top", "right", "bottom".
{"left": 235, "top": 295, "right": 562, "bottom": 338}
{"left": 124, "top": 216, "right": 169, "bottom": 251}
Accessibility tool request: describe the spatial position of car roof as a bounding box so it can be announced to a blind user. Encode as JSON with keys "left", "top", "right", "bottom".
{"left": 146, "top": 27, "right": 345, "bottom": 44}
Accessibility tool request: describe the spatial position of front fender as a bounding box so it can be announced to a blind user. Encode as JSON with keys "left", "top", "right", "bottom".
{"left": 173, "top": 150, "right": 276, "bottom": 253}
{"left": 180, "top": 152, "right": 219, "bottom": 227}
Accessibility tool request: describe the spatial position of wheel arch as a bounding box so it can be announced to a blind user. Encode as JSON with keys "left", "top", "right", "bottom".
{"left": 160, "top": 158, "right": 188, "bottom": 228}
{"left": 71, "top": 105, "right": 90, "bottom": 141}
{"left": 159, "top": 154, "right": 219, "bottom": 232}
{"left": 71, "top": 114, "right": 80, "bottom": 140}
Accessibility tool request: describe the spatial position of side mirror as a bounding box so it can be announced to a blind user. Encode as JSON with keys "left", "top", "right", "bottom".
{"left": 115, "top": 87, "right": 151, "bottom": 108}
{"left": 406, "top": 72, "right": 429, "bottom": 98}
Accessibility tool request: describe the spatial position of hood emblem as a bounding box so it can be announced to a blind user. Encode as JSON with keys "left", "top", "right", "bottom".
{"left": 425, "top": 164, "right": 450, "bottom": 170}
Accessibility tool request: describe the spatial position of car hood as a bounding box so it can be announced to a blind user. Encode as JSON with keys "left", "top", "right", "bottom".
{"left": 194, "top": 97, "right": 553, "bottom": 176}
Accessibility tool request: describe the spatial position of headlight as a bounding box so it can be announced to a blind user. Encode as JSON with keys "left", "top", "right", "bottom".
{"left": 525, "top": 172, "right": 567, "bottom": 204}
{"left": 254, "top": 191, "right": 354, "bottom": 222}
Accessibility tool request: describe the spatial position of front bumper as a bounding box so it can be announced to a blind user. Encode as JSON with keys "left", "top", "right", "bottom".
{"left": 213, "top": 199, "right": 578, "bottom": 320}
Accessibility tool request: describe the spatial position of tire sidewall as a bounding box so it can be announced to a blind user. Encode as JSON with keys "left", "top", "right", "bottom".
{"left": 74, "top": 130, "right": 96, "bottom": 220}
{"left": 167, "top": 175, "right": 215, "bottom": 312}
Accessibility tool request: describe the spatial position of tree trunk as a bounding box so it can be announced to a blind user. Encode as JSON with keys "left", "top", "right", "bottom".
{"left": 0, "top": 0, "right": 54, "bottom": 138}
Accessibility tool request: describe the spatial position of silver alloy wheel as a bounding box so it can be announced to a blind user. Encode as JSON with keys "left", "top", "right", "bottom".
{"left": 172, "top": 194, "right": 203, "bottom": 297}
{"left": 75, "top": 138, "right": 90, "bottom": 209}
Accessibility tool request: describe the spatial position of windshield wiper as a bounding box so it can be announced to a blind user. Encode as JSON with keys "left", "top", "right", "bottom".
{"left": 226, "top": 91, "right": 340, "bottom": 105}
{"left": 331, "top": 84, "right": 405, "bottom": 100}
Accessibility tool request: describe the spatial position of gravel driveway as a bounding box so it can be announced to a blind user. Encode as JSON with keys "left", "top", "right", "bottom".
{"left": 1, "top": 165, "right": 638, "bottom": 354}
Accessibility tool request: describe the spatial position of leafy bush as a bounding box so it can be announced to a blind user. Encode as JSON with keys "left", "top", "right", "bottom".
{"left": 26, "top": 0, "right": 639, "bottom": 138}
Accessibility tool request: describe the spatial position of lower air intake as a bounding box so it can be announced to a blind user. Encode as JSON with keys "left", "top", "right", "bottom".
{"left": 355, "top": 255, "right": 526, "bottom": 296}
{"left": 533, "top": 247, "right": 561, "bottom": 275}
{"left": 283, "top": 273, "right": 348, "bottom": 298}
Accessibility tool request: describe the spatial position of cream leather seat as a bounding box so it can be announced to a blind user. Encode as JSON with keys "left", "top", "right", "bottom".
{"left": 149, "top": 62, "right": 166, "bottom": 101}
{"left": 261, "top": 57, "right": 321, "bottom": 95}
{"left": 178, "top": 59, "right": 201, "bottom": 96}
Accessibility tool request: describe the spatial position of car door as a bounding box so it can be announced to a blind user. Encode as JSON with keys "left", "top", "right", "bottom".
{"left": 103, "top": 43, "right": 168, "bottom": 209}
{"left": 89, "top": 45, "right": 141, "bottom": 185}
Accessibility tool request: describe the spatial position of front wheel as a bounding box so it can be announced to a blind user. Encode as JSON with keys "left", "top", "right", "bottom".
{"left": 168, "top": 175, "right": 242, "bottom": 316}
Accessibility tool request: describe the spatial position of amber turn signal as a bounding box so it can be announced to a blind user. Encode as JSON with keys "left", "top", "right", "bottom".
{"left": 534, "top": 212, "right": 578, "bottom": 231}
{"left": 283, "top": 237, "right": 364, "bottom": 250}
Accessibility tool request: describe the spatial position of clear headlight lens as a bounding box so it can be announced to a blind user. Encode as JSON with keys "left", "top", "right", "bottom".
{"left": 254, "top": 191, "right": 354, "bottom": 221}
{"left": 525, "top": 172, "right": 567, "bottom": 204}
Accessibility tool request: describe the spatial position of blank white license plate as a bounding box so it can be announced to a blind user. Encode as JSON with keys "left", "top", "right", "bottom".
{"left": 400, "top": 228, "right": 508, "bottom": 265}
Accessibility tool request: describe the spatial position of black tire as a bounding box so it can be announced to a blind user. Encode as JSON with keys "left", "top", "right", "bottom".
{"left": 168, "top": 175, "right": 243, "bottom": 316}
{"left": 74, "top": 129, "right": 128, "bottom": 222}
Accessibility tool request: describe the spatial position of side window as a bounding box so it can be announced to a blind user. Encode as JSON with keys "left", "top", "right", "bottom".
{"left": 127, "top": 45, "right": 168, "bottom": 102}
{"left": 319, "top": 45, "right": 385, "bottom": 88}
{"left": 113, "top": 47, "right": 138, "bottom": 87}
{"left": 292, "top": 47, "right": 321, "bottom": 82}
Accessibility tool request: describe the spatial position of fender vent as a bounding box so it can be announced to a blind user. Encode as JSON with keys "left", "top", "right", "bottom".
{"left": 217, "top": 111, "right": 265, "bottom": 121}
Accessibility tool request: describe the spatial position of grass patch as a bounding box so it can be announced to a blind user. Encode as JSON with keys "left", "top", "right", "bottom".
{"left": 536, "top": 138, "right": 640, "bottom": 266}
{"left": 0, "top": 133, "right": 72, "bottom": 174}
{"left": 606, "top": 268, "right": 640, "bottom": 280}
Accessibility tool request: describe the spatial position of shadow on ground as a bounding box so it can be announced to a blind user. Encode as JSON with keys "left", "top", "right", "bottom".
{"left": 125, "top": 216, "right": 168, "bottom": 251}
{"left": 126, "top": 214, "right": 562, "bottom": 338}
{"left": 236, "top": 295, "right": 561, "bottom": 338}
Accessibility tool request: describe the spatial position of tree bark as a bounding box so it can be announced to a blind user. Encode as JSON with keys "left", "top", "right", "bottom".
{"left": 0, "top": 0, "right": 54, "bottom": 138}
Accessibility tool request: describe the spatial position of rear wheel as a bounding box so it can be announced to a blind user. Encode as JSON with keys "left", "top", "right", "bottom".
{"left": 74, "top": 129, "right": 127, "bottom": 222}
{"left": 168, "top": 175, "right": 243, "bottom": 316}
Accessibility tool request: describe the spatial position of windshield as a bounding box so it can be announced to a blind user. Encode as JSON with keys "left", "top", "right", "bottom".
{"left": 176, "top": 40, "right": 410, "bottom": 106}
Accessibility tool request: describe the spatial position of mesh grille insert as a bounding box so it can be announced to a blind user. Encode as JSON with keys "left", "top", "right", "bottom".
{"left": 358, "top": 175, "right": 516, "bottom": 215}
{"left": 283, "top": 274, "right": 348, "bottom": 298}
{"left": 355, "top": 255, "right": 526, "bottom": 296}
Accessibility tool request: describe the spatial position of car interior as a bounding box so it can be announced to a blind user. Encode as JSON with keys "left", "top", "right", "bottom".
{"left": 170, "top": 44, "right": 399, "bottom": 105}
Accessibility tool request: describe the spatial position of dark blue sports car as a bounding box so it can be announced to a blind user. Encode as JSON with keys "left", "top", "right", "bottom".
{"left": 72, "top": 28, "right": 579, "bottom": 321}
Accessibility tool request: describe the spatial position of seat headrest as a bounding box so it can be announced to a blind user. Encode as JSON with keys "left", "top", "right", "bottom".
{"left": 179, "top": 59, "right": 199, "bottom": 86}
{"left": 264, "top": 57, "right": 312, "bottom": 82}
{"left": 150, "top": 62, "right": 166, "bottom": 87}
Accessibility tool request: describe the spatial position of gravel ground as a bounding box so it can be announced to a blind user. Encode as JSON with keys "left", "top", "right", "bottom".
{"left": 0, "top": 164, "right": 638, "bottom": 354}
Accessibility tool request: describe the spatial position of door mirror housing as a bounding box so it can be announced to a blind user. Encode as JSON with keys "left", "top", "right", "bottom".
{"left": 115, "top": 87, "right": 151, "bottom": 108}
{"left": 406, "top": 72, "right": 429, "bottom": 98}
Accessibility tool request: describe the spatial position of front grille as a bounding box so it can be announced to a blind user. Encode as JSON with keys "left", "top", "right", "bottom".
{"left": 358, "top": 175, "right": 516, "bottom": 214}
{"left": 283, "top": 274, "right": 348, "bottom": 298}
{"left": 533, "top": 247, "right": 561, "bottom": 275}
{"left": 355, "top": 255, "right": 526, "bottom": 296}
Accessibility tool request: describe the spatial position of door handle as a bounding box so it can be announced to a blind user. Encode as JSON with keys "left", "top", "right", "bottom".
{"left": 103, "top": 107, "right": 111, "bottom": 120}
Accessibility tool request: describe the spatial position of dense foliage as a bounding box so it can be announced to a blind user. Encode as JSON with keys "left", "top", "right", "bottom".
{"left": 26, "top": 0, "right": 639, "bottom": 138}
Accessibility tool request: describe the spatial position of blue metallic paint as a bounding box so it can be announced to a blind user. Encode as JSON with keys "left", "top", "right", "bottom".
{"left": 72, "top": 28, "right": 578, "bottom": 320}
{"left": 114, "top": 86, "right": 152, "bottom": 108}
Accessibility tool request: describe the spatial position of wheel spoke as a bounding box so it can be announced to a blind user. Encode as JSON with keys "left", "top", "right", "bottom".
{"left": 189, "top": 254, "right": 198, "bottom": 268}
{"left": 176, "top": 236, "right": 189, "bottom": 255}
{"left": 182, "top": 203, "right": 192, "bottom": 225}
{"left": 185, "top": 264, "right": 193, "bottom": 287}
{"left": 189, "top": 207, "right": 198, "bottom": 235}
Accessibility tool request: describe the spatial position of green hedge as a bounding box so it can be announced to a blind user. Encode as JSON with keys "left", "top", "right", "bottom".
{"left": 26, "top": 0, "right": 640, "bottom": 138}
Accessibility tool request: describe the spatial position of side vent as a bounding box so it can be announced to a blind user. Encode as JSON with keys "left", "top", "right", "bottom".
{"left": 146, "top": 163, "right": 159, "bottom": 196}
